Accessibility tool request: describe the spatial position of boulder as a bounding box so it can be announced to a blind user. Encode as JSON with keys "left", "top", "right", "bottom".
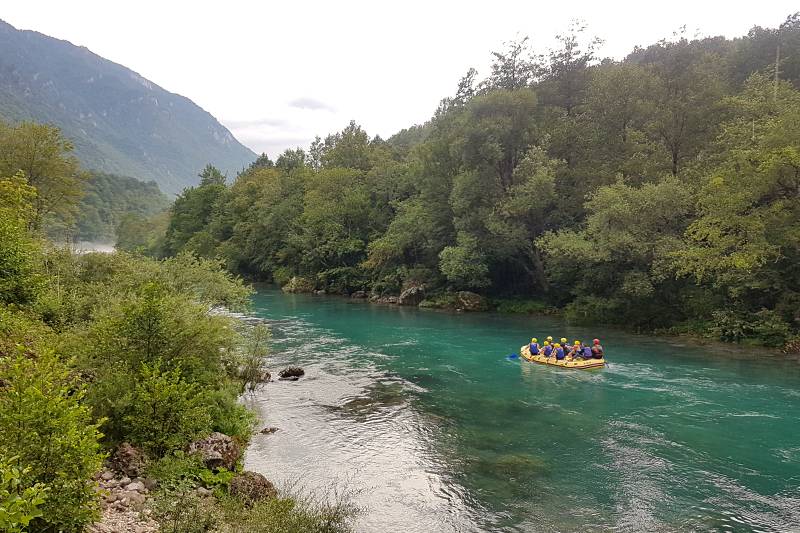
{"left": 125, "top": 481, "right": 146, "bottom": 493}
{"left": 259, "top": 427, "right": 279, "bottom": 435}
{"left": 278, "top": 366, "right": 305, "bottom": 380}
{"left": 314, "top": 289, "right": 326, "bottom": 295}
{"left": 456, "top": 291, "right": 488, "bottom": 312}
{"left": 398, "top": 286, "right": 425, "bottom": 306}
{"left": 110, "top": 443, "right": 147, "bottom": 478}
{"left": 282, "top": 276, "right": 314, "bottom": 293}
{"left": 350, "top": 290, "right": 367, "bottom": 299}
{"left": 229, "top": 471, "right": 277, "bottom": 503}
{"left": 188, "top": 432, "right": 241, "bottom": 471}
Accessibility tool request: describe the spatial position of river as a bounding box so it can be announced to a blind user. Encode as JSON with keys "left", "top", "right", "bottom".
{"left": 243, "top": 289, "right": 800, "bottom": 532}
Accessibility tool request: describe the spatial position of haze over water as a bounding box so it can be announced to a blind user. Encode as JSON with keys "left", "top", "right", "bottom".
{"left": 244, "top": 289, "right": 800, "bottom": 532}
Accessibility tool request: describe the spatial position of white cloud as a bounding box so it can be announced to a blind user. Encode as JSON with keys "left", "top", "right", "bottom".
{"left": 288, "top": 97, "right": 336, "bottom": 112}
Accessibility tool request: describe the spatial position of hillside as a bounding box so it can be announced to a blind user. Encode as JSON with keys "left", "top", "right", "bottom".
{"left": 0, "top": 19, "right": 255, "bottom": 194}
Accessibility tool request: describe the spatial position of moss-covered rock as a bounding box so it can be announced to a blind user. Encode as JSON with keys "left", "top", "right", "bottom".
{"left": 281, "top": 276, "right": 314, "bottom": 294}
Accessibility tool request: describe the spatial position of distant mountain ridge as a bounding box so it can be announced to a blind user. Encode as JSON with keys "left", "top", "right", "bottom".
{"left": 0, "top": 19, "right": 256, "bottom": 194}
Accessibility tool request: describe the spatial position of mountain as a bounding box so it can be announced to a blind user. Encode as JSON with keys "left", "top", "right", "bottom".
{"left": 0, "top": 19, "right": 256, "bottom": 194}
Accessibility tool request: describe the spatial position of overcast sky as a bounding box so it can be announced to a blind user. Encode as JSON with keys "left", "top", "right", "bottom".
{"left": 2, "top": 1, "right": 796, "bottom": 156}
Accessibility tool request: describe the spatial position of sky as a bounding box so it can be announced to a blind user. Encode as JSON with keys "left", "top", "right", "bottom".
{"left": 1, "top": 1, "right": 796, "bottom": 156}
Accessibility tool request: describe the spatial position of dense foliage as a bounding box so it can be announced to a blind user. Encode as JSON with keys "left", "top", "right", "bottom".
{"left": 74, "top": 172, "right": 169, "bottom": 242}
{"left": 0, "top": 132, "right": 354, "bottom": 530}
{"left": 149, "top": 17, "right": 800, "bottom": 348}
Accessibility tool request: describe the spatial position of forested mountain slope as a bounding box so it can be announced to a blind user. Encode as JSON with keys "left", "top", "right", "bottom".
{"left": 0, "top": 19, "right": 255, "bottom": 194}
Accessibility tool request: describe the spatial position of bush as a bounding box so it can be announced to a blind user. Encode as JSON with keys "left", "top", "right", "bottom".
{"left": 201, "top": 385, "right": 256, "bottom": 443}
{"left": 0, "top": 456, "right": 48, "bottom": 533}
{"left": 493, "top": 298, "right": 553, "bottom": 314}
{"left": 123, "top": 361, "right": 212, "bottom": 457}
{"left": 75, "top": 282, "right": 236, "bottom": 386}
{"left": 710, "top": 309, "right": 791, "bottom": 347}
{"left": 0, "top": 348, "right": 104, "bottom": 532}
{"left": 564, "top": 296, "right": 624, "bottom": 325}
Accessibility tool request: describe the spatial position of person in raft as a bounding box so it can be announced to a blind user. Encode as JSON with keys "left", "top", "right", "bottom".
{"left": 567, "top": 340, "right": 581, "bottom": 359}
{"left": 542, "top": 340, "right": 553, "bottom": 357}
{"left": 529, "top": 338, "right": 540, "bottom": 355}
{"left": 553, "top": 343, "right": 566, "bottom": 360}
{"left": 591, "top": 339, "right": 604, "bottom": 359}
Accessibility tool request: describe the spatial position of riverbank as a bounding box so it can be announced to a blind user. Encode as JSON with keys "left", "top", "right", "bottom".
{"left": 279, "top": 284, "right": 795, "bottom": 359}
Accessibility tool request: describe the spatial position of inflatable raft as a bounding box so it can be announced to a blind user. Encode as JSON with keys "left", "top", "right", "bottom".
{"left": 519, "top": 345, "right": 605, "bottom": 370}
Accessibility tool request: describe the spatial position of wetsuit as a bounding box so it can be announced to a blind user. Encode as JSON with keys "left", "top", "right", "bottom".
{"left": 555, "top": 347, "right": 565, "bottom": 360}
{"left": 543, "top": 345, "right": 553, "bottom": 357}
{"left": 529, "top": 342, "right": 540, "bottom": 355}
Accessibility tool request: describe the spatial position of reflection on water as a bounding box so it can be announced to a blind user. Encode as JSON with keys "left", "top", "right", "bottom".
{"left": 244, "top": 290, "right": 800, "bottom": 533}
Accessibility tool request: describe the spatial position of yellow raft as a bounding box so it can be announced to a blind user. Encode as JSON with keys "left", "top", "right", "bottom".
{"left": 519, "top": 345, "right": 605, "bottom": 370}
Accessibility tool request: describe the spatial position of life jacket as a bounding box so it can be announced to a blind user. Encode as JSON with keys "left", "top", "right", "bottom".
{"left": 543, "top": 345, "right": 553, "bottom": 356}
{"left": 529, "top": 342, "right": 540, "bottom": 355}
{"left": 592, "top": 345, "right": 604, "bottom": 358}
{"left": 555, "top": 347, "right": 565, "bottom": 360}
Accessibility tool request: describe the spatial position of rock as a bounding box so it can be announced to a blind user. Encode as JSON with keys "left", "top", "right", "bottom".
{"left": 119, "top": 477, "right": 131, "bottom": 486}
{"left": 456, "top": 291, "right": 488, "bottom": 312}
{"left": 398, "top": 286, "right": 425, "bottom": 306}
{"left": 282, "top": 276, "right": 314, "bottom": 293}
{"left": 187, "top": 432, "right": 242, "bottom": 471}
{"left": 101, "top": 470, "right": 115, "bottom": 481}
{"left": 142, "top": 478, "right": 158, "bottom": 491}
{"left": 110, "top": 443, "right": 147, "bottom": 478}
{"left": 196, "top": 487, "right": 213, "bottom": 497}
{"left": 314, "top": 289, "right": 326, "bottom": 295}
{"left": 126, "top": 481, "right": 145, "bottom": 493}
{"left": 259, "top": 427, "right": 279, "bottom": 435}
{"left": 350, "top": 290, "right": 367, "bottom": 299}
{"left": 229, "top": 471, "right": 277, "bottom": 503}
{"left": 122, "top": 490, "right": 147, "bottom": 508}
{"left": 278, "top": 366, "right": 305, "bottom": 380}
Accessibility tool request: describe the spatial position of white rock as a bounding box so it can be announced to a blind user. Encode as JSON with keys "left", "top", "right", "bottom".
{"left": 126, "top": 481, "right": 145, "bottom": 492}
{"left": 119, "top": 476, "right": 131, "bottom": 486}
{"left": 101, "top": 471, "right": 115, "bottom": 481}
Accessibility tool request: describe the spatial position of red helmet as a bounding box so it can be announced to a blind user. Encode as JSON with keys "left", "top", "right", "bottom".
{"left": 593, "top": 338, "right": 600, "bottom": 345}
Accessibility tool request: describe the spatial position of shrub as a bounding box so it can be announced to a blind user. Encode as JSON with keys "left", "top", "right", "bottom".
{"left": 76, "top": 283, "right": 236, "bottom": 386}
{"left": 201, "top": 385, "right": 256, "bottom": 443}
{"left": 710, "top": 309, "right": 791, "bottom": 347}
{"left": 123, "top": 361, "right": 212, "bottom": 457}
{"left": 0, "top": 348, "right": 104, "bottom": 532}
{"left": 0, "top": 456, "right": 48, "bottom": 533}
{"left": 492, "top": 298, "right": 552, "bottom": 314}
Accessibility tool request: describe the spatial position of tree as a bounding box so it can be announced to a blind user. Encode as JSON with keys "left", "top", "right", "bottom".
{"left": 0, "top": 347, "right": 104, "bottom": 532}
{"left": 0, "top": 122, "right": 87, "bottom": 231}
{"left": 0, "top": 172, "right": 43, "bottom": 305}
{"left": 672, "top": 75, "right": 800, "bottom": 341}
{"left": 631, "top": 36, "right": 729, "bottom": 176}
{"left": 481, "top": 37, "right": 541, "bottom": 91}
{"left": 320, "top": 121, "right": 372, "bottom": 171}
{"left": 539, "top": 177, "right": 694, "bottom": 326}
{"left": 163, "top": 167, "right": 228, "bottom": 256}
{"left": 199, "top": 164, "right": 226, "bottom": 186}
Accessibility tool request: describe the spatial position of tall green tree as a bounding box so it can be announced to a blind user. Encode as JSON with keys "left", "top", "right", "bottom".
{"left": 0, "top": 122, "right": 87, "bottom": 232}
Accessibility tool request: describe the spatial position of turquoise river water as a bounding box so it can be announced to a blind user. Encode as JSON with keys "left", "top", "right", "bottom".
{"left": 243, "top": 289, "right": 800, "bottom": 532}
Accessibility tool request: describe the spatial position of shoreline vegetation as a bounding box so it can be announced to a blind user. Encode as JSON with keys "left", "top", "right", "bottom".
{"left": 276, "top": 284, "right": 789, "bottom": 358}
{"left": 0, "top": 125, "right": 357, "bottom": 530}
{"left": 119, "top": 17, "right": 799, "bottom": 354}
